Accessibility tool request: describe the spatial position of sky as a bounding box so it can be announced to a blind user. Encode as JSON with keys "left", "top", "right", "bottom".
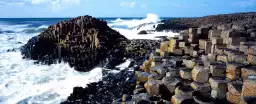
{"left": 0, "top": 0, "right": 255, "bottom": 17}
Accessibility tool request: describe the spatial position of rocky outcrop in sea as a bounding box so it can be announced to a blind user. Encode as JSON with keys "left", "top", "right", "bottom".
{"left": 21, "top": 15, "right": 128, "bottom": 72}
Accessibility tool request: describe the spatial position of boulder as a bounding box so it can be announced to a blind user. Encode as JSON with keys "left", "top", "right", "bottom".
{"left": 171, "top": 58, "right": 183, "bottom": 67}
{"left": 148, "top": 73, "right": 163, "bottom": 82}
{"left": 216, "top": 55, "right": 228, "bottom": 63}
{"left": 211, "top": 37, "right": 223, "bottom": 45}
{"left": 132, "top": 93, "right": 150, "bottom": 103}
{"left": 226, "top": 92, "right": 241, "bottom": 104}
{"left": 171, "top": 95, "right": 194, "bottom": 104}
{"left": 179, "top": 41, "right": 189, "bottom": 48}
{"left": 248, "top": 54, "right": 256, "bottom": 65}
{"left": 190, "top": 82, "right": 211, "bottom": 93}
{"left": 208, "top": 53, "right": 217, "bottom": 61}
{"left": 180, "top": 67, "right": 192, "bottom": 80}
{"left": 162, "top": 77, "right": 181, "bottom": 94}
{"left": 149, "top": 96, "right": 162, "bottom": 104}
{"left": 186, "top": 59, "right": 203, "bottom": 69}
{"left": 137, "top": 72, "right": 150, "bottom": 83}
{"left": 174, "top": 86, "right": 194, "bottom": 97}
{"left": 227, "top": 37, "right": 246, "bottom": 46}
{"left": 241, "top": 66, "right": 256, "bottom": 80}
{"left": 208, "top": 29, "right": 221, "bottom": 39}
{"left": 193, "top": 91, "right": 214, "bottom": 104}
{"left": 166, "top": 69, "right": 179, "bottom": 77}
{"left": 226, "top": 62, "right": 249, "bottom": 80}
{"left": 144, "top": 78, "right": 164, "bottom": 96}
{"left": 211, "top": 90, "right": 226, "bottom": 99}
{"left": 208, "top": 77, "right": 227, "bottom": 91}
{"left": 209, "top": 63, "right": 226, "bottom": 77}
{"left": 122, "top": 94, "right": 131, "bottom": 102}
{"left": 197, "top": 28, "right": 209, "bottom": 38}
{"left": 138, "top": 30, "right": 148, "bottom": 34}
{"left": 189, "top": 28, "right": 198, "bottom": 35}
{"left": 227, "top": 52, "right": 247, "bottom": 63}
{"left": 227, "top": 81, "right": 243, "bottom": 104}
{"left": 173, "top": 48, "right": 184, "bottom": 56}
{"left": 192, "top": 66, "right": 209, "bottom": 83}
{"left": 155, "top": 66, "right": 169, "bottom": 75}
{"left": 242, "top": 80, "right": 256, "bottom": 98}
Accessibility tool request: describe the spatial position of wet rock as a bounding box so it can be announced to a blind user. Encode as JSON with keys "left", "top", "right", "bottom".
{"left": 209, "top": 63, "right": 226, "bottom": 77}
{"left": 175, "top": 86, "right": 194, "bottom": 97}
{"left": 21, "top": 15, "right": 128, "bottom": 72}
{"left": 209, "top": 77, "right": 228, "bottom": 99}
{"left": 227, "top": 81, "right": 243, "bottom": 104}
{"left": 241, "top": 66, "right": 256, "bottom": 80}
{"left": 193, "top": 91, "right": 214, "bottom": 104}
{"left": 137, "top": 72, "right": 150, "bottom": 83}
{"left": 144, "top": 78, "right": 164, "bottom": 96}
{"left": 192, "top": 66, "right": 209, "bottom": 83}
{"left": 190, "top": 82, "right": 211, "bottom": 93}
{"left": 162, "top": 77, "right": 181, "bottom": 94}
{"left": 138, "top": 30, "right": 148, "bottom": 34}
{"left": 122, "top": 94, "right": 132, "bottom": 102}
{"left": 226, "top": 62, "right": 249, "bottom": 80}
{"left": 242, "top": 80, "right": 256, "bottom": 97}
{"left": 180, "top": 67, "right": 192, "bottom": 80}
{"left": 209, "top": 77, "right": 227, "bottom": 91}
{"left": 61, "top": 69, "right": 135, "bottom": 104}
{"left": 171, "top": 95, "right": 194, "bottom": 104}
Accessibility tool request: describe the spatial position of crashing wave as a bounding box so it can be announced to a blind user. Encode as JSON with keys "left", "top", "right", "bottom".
{"left": 108, "top": 13, "right": 161, "bottom": 29}
{"left": 22, "top": 25, "right": 47, "bottom": 34}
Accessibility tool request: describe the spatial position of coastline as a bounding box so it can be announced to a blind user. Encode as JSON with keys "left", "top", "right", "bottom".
{"left": 1, "top": 12, "right": 256, "bottom": 104}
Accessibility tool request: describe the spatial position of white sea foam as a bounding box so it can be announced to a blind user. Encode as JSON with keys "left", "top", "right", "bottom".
{"left": 109, "top": 13, "right": 160, "bottom": 29}
{"left": 113, "top": 28, "right": 179, "bottom": 40}
{"left": 109, "top": 13, "right": 179, "bottom": 40}
{"left": 0, "top": 51, "right": 102, "bottom": 104}
{"left": 0, "top": 24, "right": 103, "bottom": 104}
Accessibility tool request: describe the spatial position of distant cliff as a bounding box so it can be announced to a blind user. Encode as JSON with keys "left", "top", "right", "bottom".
{"left": 156, "top": 12, "right": 256, "bottom": 32}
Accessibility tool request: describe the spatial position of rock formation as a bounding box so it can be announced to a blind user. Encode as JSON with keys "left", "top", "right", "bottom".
{"left": 138, "top": 30, "right": 148, "bottom": 34}
{"left": 21, "top": 15, "right": 128, "bottom": 72}
{"left": 156, "top": 12, "right": 256, "bottom": 32}
{"left": 126, "top": 27, "right": 256, "bottom": 104}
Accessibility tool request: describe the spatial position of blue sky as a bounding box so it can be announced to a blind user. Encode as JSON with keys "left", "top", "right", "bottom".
{"left": 0, "top": 0, "right": 255, "bottom": 17}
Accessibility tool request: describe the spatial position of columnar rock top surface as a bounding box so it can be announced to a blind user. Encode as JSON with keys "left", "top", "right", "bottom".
{"left": 127, "top": 26, "right": 256, "bottom": 104}
{"left": 21, "top": 15, "right": 128, "bottom": 71}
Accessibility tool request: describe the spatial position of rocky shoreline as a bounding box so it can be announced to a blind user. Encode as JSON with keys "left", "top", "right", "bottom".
{"left": 117, "top": 27, "right": 256, "bottom": 104}
{"left": 20, "top": 12, "right": 256, "bottom": 104}
{"left": 156, "top": 12, "right": 256, "bottom": 33}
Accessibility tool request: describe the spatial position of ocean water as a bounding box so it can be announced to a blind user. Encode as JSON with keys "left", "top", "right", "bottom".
{"left": 0, "top": 13, "right": 177, "bottom": 104}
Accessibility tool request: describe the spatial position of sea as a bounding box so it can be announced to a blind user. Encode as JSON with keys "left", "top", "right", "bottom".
{"left": 0, "top": 13, "right": 178, "bottom": 104}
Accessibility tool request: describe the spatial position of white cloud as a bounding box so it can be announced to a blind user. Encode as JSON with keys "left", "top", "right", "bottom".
{"left": 30, "top": 0, "right": 46, "bottom": 4}
{"left": 120, "top": 2, "right": 136, "bottom": 8}
{"left": 233, "top": 0, "right": 256, "bottom": 7}
{"left": 0, "top": 0, "right": 26, "bottom": 7}
{"left": 24, "top": 0, "right": 80, "bottom": 11}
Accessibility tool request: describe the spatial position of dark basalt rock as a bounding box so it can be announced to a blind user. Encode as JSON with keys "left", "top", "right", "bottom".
{"left": 138, "top": 30, "right": 148, "bottom": 34}
{"left": 61, "top": 68, "right": 136, "bottom": 104}
{"left": 126, "top": 39, "right": 160, "bottom": 59}
{"left": 21, "top": 15, "right": 128, "bottom": 72}
{"left": 156, "top": 12, "right": 256, "bottom": 32}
